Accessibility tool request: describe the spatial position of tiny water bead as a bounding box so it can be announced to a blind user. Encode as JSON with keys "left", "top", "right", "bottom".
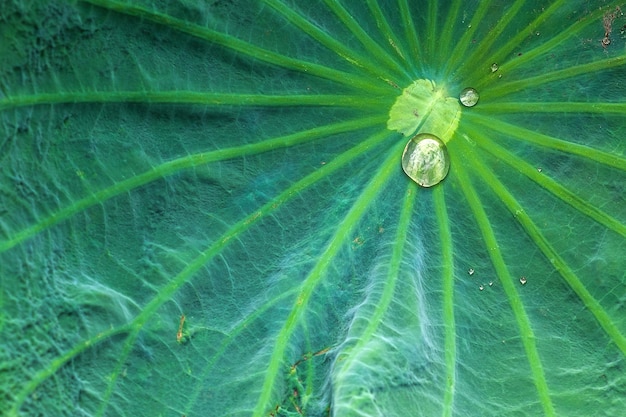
{"left": 401, "top": 133, "right": 450, "bottom": 187}
{"left": 459, "top": 87, "right": 479, "bottom": 107}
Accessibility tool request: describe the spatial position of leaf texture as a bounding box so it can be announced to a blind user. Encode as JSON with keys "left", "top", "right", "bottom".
{"left": 1, "top": 1, "right": 625, "bottom": 416}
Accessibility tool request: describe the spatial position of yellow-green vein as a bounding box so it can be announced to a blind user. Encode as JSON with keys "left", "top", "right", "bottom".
{"left": 79, "top": 0, "right": 388, "bottom": 94}
{"left": 438, "top": 0, "right": 462, "bottom": 65}
{"left": 252, "top": 136, "right": 404, "bottom": 417}
{"left": 426, "top": 0, "right": 438, "bottom": 66}
{"left": 452, "top": 146, "right": 556, "bottom": 417}
{"left": 458, "top": 0, "right": 526, "bottom": 83}
{"left": 464, "top": 112, "right": 626, "bottom": 172}
{"left": 471, "top": 102, "right": 626, "bottom": 115}
{"left": 434, "top": 185, "right": 456, "bottom": 417}
{"left": 183, "top": 287, "right": 299, "bottom": 416}
{"left": 263, "top": 0, "right": 406, "bottom": 85}
{"left": 10, "top": 128, "right": 395, "bottom": 417}
{"left": 7, "top": 324, "right": 132, "bottom": 417}
{"left": 334, "top": 182, "right": 417, "bottom": 375}
{"left": 397, "top": 0, "right": 423, "bottom": 74}
{"left": 0, "top": 91, "right": 390, "bottom": 112}
{"left": 457, "top": 137, "right": 626, "bottom": 357}
{"left": 482, "top": 54, "right": 626, "bottom": 100}
{"left": 366, "top": 0, "right": 408, "bottom": 61}
{"left": 464, "top": 0, "right": 566, "bottom": 85}
{"left": 444, "top": 1, "right": 490, "bottom": 78}
{"left": 464, "top": 123, "right": 626, "bottom": 238}
{"left": 321, "top": 0, "right": 410, "bottom": 86}
{"left": 0, "top": 115, "right": 386, "bottom": 253}
{"left": 480, "top": 5, "right": 611, "bottom": 80}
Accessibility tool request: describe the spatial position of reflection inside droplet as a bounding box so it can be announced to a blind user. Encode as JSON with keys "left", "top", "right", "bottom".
{"left": 459, "top": 87, "right": 479, "bottom": 107}
{"left": 401, "top": 133, "right": 450, "bottom": 187}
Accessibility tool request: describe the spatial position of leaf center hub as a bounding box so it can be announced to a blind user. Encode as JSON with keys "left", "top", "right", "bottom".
{"left": 387, "top": 79, "right": 461, "bottom": 143}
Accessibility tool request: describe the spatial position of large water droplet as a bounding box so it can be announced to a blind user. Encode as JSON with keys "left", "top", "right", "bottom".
{"left": 401, "top": 133, "right": 450, "bottom": 187}
{"left": 459, "top": 87, "right": 479, "bottom": 107}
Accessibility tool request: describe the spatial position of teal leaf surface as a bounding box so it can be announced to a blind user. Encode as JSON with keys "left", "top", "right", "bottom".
{"left": 1, "top": 1, "right": 625, "bottom": 416}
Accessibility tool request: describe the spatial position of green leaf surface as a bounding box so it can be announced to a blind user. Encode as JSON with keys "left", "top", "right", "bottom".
{"left": 1, "top": 1, "right": 625, "bottom": 416}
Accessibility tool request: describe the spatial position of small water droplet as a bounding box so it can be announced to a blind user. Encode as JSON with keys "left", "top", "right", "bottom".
{"left": 488, "top": 281, "right": 493, "bottom": 287}
{"left": 479, "top": 284, "right": 484, "bottom": 291}
{"left": 468, "top": 268, "right": 475, "bottom": 276}
{"left": 491, "top": 63, "right": 499, "bottom": 72}
{"left": 520, "top": 276, "right": 527, "bottom": 285}
{"left": 459, "top": 87, "right": 479, "bottom": 107}
{"left": 401, "top": 133, "right": 450, "bottom": 187}
{"left": 537, "top": 167, "right": 542, "bottom": 172}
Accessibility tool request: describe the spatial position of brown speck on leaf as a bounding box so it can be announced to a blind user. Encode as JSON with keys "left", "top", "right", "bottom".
{"left": 601, "top": 6, "right": 623, "bottom": 48}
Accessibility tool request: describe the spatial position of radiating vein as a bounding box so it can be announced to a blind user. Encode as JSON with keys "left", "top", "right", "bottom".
{"left": 334, "top": 182, "right": 416, "bottom": 376}
{"left": 366, "top": 0, "right": 408, "bottom": 61}
{"left": 98, "top": 131, "right": 395, "bottom": 416}
{"left": 175, "top": 271, "right": 305, "bottom": 414}
{"left": 321, "top": 0, "right": 410, "bottom": 86}
{"left": 79, "top": 0, "right": 388, "bottom": 94}
{"left": 464, "top": 112, "right": 626, "bottom": 172}
{"left": 482, "top": 54, "right": 626, "bottom": 100}
{"left": 476, "top": 5, "right": 612, "bottom": 82}
{"left": 452, "top": 149, "right": 556, "bottom": 417}
{"left": 9, "top": 129, "right": 395, "bottom": 416}
{"left": 185, "top": 286, "right": 299, "bottom": 415}
{"left": 398, "top": 0, "right": 422, "bottom": 73}
{"left": 253, "top": 137, "right": 404, "bottom": 417}
{"left": 425, "top": 0, "right": 438, "bottom": 68}
{"left": 445, "top": 1, "right": 490, "bottom": 78}
{"left": 464, "top": 123, "right": 626, "bottom": 238}
{"left": 438, "top": 0, "right": 462, "bottom": 65}
{"left": 434, "top": 185, "right": 456, "bottom": 417}
{"left": 0, "top": 91, "right": 388, "bottom": 112}
{"left": 0, "top": 116, "right": 386, "bottom": 254}
{"left": 456, "top": 137, "right": 626, "bottom": 358}
{"left": 483, "top": 1, "right": 626, "bottom": 87}
{"left": 262, "top": 0, "right": 404, "bottom": 85}
{"left": 457, "top": 0, "right": 525, "bottom": 82}
{"left": 475, "top": 102, "right": 626, "bottom": 114}
{"left": 8, "top": 324, "right": 133, "bottom": 417}
{"left": 468, "top": 0, "right": 565, "bottom": 87}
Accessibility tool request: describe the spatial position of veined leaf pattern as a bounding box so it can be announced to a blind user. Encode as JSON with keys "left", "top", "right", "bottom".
{"left": 1, "top": 1, "right": 625, "bottom": 416}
